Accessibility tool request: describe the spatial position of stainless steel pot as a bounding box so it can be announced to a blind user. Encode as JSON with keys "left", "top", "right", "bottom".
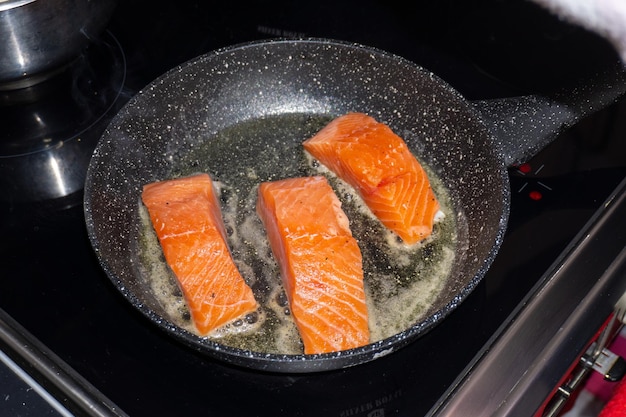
{"left": 0, "top": 0, "right": 117, "bottom": 89}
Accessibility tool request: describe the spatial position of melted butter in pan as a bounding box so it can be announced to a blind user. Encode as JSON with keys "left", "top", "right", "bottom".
{"left": 138, "top": 113, "right": 458, "bottom": 354}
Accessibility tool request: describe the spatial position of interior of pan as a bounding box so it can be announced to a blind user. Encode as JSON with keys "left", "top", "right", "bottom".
{"left": 84, "top": 38, "right": 509, "bottom": 373}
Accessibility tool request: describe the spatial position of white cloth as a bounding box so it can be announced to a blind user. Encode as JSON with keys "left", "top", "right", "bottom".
{"left": 533, "top": 0, "right": 626, "bottom": 62}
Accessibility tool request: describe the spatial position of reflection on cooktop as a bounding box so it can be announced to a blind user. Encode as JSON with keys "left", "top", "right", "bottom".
{"left": 0, "top": 32, "right": 130, "bottom": 203}
{"left": 0, "top": 32, "right": 126, "bottom": 157}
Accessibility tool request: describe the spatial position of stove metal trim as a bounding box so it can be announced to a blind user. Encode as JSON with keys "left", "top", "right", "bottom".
{"left": 429, "top": 175, "right": 626, "bottom": 417}
{"left": 0, "top": 308, "right": 129, "bottom": 417}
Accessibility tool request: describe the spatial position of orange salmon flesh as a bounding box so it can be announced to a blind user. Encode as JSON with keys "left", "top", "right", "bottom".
{"left": 303, "top": 112, "right": 440, "bottom": 245}
{"left": 256, "top": 176, "right": 370, "bottom": 354}
{"left": 141, "top": 173, "right": 258, "bottom": 335}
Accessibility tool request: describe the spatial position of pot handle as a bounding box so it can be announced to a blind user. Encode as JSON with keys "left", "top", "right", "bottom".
{"left": 472, "top": 61, "right": 626, "bottom": 167}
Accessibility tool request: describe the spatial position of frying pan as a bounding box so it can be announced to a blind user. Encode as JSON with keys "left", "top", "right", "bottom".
{"left": 84, "top": 38, "right": 625, "bottom": 373}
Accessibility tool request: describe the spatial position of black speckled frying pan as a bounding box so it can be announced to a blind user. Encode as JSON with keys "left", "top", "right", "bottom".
{"left": 83, "top": 38, "right": 625, "bottom": 373}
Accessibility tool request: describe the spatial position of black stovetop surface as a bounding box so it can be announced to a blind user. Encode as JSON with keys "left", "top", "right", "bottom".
{"left": 1, "top": 1, "right": 626, "bottom": 416}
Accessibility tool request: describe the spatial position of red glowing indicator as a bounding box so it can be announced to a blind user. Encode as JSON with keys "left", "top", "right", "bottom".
{"left": 519, "top": 163, "right": 532, "bottom": 174}
{"left": 529, "top": 190, "right": 543, "bottom": 201}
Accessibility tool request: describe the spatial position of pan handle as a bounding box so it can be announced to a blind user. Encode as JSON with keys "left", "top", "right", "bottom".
{"left": 472, "top": 61, "right": 626, "bottom": 167}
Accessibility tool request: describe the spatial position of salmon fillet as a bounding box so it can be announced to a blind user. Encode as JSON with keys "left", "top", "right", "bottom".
{"left": 256, "top": 176, "right": 370, "bottom": 354}
{"left": 303, "top": 112, "right": 440, "bottom": 245}
{"left": 141, "top": 173, "right": 258, "bottom": 335}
